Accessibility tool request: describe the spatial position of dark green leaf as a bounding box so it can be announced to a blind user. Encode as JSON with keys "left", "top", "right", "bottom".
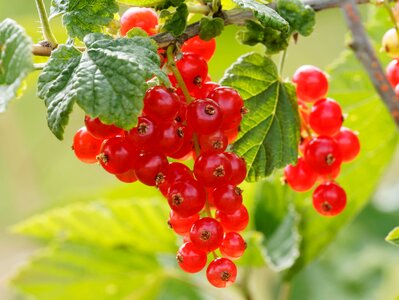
{"left": 0, "top": 18, "right": 33, "bottom": 112}
{"left": 220, "top": 52, "right": 300, "bottom": 181}
{"left": 199, "top": 17, "right": 224, "bottom": 41}
{"left": 162, "top": 4, "right": 189, "bottom": 37}
{"left": 386, "top": 227, "right": 399, "bottom": 247}
{"left": 276, "top": 0, "right": 316, "bottom": 36}
{"left": 38, "top": 34, "right": 167, "bottom": 139}
{"left": 50, "top": 0, "right": 119, "bottom": 40}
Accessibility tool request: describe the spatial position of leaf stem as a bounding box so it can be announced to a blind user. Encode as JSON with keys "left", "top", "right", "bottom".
{"left": 279, "top": 49, "right": 288, "bottom": 77}
{"left": 187, "top": 4, "right": 211, "bottom": 15}
{"left": 35, "top": 0, "right": 57, "bottom": 49}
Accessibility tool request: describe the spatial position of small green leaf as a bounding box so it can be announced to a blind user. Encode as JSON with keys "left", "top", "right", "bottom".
{"left": 126, "top": 27, "right": 149, "bottom": 37}
{"left": 236, "top": 20, "right": 265, "bottom": 46}
{"left": 38, "top": 34, "right": 167, "bottom": 139}
{"left": 220, "top": 53, "right": 300, "bottom": 181}
{"left": 276, "top": 0, "right": 316, "bottom": 36}
{"left": 50, "top": 0, "right": 119, "bottom": 40}
{"left": 162, "top": 4, "right": 189, "bottom": 37}
{"left": 117, "top": 0, "right": 166, "bottom": 7}
{"left": 386, "top": 227, "right": 399, "bottom": 247}
{"left": 253, "top": 178, "right": 300, "bottom": 271}
{"left": 199, "top": 17, "right": 224, "bottom": 41}
{"left": 0, "top": 19, "right": 33, "bottom": 112}
{"left": 233, "top": 0, "right": 289, "bottom": 32}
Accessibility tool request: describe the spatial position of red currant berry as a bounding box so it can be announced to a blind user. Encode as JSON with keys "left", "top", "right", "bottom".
{"left": 115, "top": 169, "right": 137, "bottom": 183}
{"left": 386, "top": 60, "right": 399, "bottom": 87}
{"left": 213, "top": 185, "right": 243, "bottom": 214}
{"left": 157, "top": 121, "right": 185, "bottom": 156}
{"left": 223, "top": 152, "right": 247, "bottom": 185}
{"left": 318, "top": 165, "right": 340, "bottom": 182}
{"left": 143, "top": 86, "right": 180, "bottom": 123}
{"left": 168, "top": 179, "right": 206, "bottom": 217}
{"left": 158, "top": 162, "right": 193, "bottom": 197}
{"left": 309, "top": 98, "right": 343, "bottom": 136}
{"left": 176, "top": 242, "right": 207, "bottom": 273}
{"left": 194, "top": 81, "right": 220, "bottom": 99}
{"left": 126, "top": 116, "right": 158, "bottom": 151}
{"left": 220, "top": 232, "right": 247, "bottom": 260}
{"left": 208, "top": 87, "right": 244, "bottom": 130}
{"left": 199, "top": 130, "right": 228, "bottom": 153}
{"left": 181, "top": 36, "right": 216, "bottom": 62}
{"left": 312, "top": 182, "right": 347, "bottom": 216}
{"left": 224, "top": 127, "right": 239, "bottom": 144}
{"left": 72, "top": 127, "right": 102, "bottom": 164}
{"left": 84, "top": 116, "right": 122, "bottom": 140}
{"left": 187, "top": 99, "right": 223, "bottom": 134}
{"left": 304, "top": 136, "right": 342, "bottom": 176}
{"left": 206, "top": 258, "right": 237, "bottom": 288}
{"left": 216, "top": 205, "right": 249, "bottom": 232}
{"left": 175, "top": 52, "right": 208, "bottom": 92}
{"left": 135, "top": 152, "right": 169, "bottom": 186}
{"left": 194, "top": 152, "right": 233, "bottom": 187}
{"left": 190, "top": 217, "right": 224, "bottom": 252}
{"left": 175, "top": 101, "right": 188, "bottom": 123}
{"left": 334, "top": 127, "right": 360, "bottom": 162}
{"left": 120, "top": 7, "right": 158, "bottom": 36}
{"left": 168, "top": 210, "right": 199, "bottom": 235}
{"left": 98, "top": 136, "right": 137, "bottom": 174}
{"left": 293, "top": 65, "right": 329, "bottom": 103}
{"left": 284, "top": 157, "right": 318, "bottom": 192}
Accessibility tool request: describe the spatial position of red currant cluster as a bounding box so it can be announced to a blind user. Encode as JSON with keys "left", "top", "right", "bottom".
{"left": 284, "top": 65, "right": 360, "bottom": 217}
{"left": 72, "top": 7, "right": 249, "bottom": 288}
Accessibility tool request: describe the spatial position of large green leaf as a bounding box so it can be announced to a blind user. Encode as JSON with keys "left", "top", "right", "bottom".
{"left": 50, "top": 0, "right": 119, "bottom": 40}
{"left": 386, "top": 227, "right": 399, "bottom": 247}
{"left": 12, "top": 198, "right": 176, "bottom": 253}
{"left": 0, "top": 18, "right": 33, "bottom": 112}
{"left": 38, "top": 33, "right": 167, "bottom": 139}
{"left": 220, "top": 52, "right": 300, "bottom": 181}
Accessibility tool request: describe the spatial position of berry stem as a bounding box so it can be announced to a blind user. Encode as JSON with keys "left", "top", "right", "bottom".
{"left": 34, "top": 0, "right": 58, "bottom": 49}
{"left": 166, "top": 45, "right": 193, "bottom": 103}
{"left": 187, "top": 4, "right": 211, "bottom": 15}
{"left": 279, "top": 49, "right": 288, "bottom": 77}
{"left": 383, "top": 0, "right": 399, "bottom": 40}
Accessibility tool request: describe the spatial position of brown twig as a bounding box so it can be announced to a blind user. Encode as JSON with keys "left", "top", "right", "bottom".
{"left": 31, "top": 0, "right": 370, "bottom": 57}
{"left": 341, "top": 0, "right": 399, "bottom": 126}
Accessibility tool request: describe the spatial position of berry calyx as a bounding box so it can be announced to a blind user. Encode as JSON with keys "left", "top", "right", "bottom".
{"left": 312, "top": 182, "right": 347, "bottom": 216}
{"left": 190, "top": 217, "right": 224, "bottom": 252}
{"left": 176, "top": 242, "right": 207, "bottom": 273}
{"left": 206, "top": 258, "right": 237, "bottom": 288}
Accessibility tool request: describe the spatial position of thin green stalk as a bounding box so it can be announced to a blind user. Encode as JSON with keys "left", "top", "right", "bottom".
{"left": 35, "top": 0, "right": 57, "bottom": 48}
{"left": 384, "top": 0, "right": 399, "bottom": 40}
{"left": 279, "top": 49, "right": 288, "bottom": 77}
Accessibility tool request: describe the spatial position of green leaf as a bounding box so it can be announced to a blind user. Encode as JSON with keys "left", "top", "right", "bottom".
{"left": 199, "top": 17, "right": 224, "bottom": 41}
{"left": 236, "top": 20, "right": 266, "bottom": 46}
{"left": 220, "top": 52, "right": 300, "bottom": 181}
{"left": 12, "top": 198, "right": 176, "bottom": 253}
{"left": 50, "top": 0, "right": 119, "bottom": 40}
{"left": 0, "top": 18, "right": 33, "bottom": 112}
{"left": 38, "top": 34, "right": 167, "bottom": 140}
{"left": 162, "top": 4, "right": 189, "bottom": 37}
{"left": 253, "top": 178, "right": 300, "bottom": 271}
{"left": 386, "top": 227, "right": 399, "bottom": 247}
{"left": 233, "top": 0, "right": 289, "bottom": 32}
{"left": 117, "top": 0, "right": 166, "bottom": 7}
{"left": 276, "top": 0, "right": 315, "bottom": 36}
{"left": 126, "top": 28, "right": 149, "bottom": 37}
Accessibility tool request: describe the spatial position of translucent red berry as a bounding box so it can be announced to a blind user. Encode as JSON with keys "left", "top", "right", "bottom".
{"left": 386, "top": 59, "right": 399, "bottom": 87}
{"left": 194, "top": 81, "right": 220, "bottom": 99}
{"left": 181, "top": 36, "right": 216, "bottom": 62}
{"left": 72, "top": 127, "right": 102, "bottom": 164}
{"left": 216, "top": 205, "right": 249, "bottom": 232}
{"left": 309, "top": 98, "right": 343, "bottom": 136}
{"left": 120, "top": 7, "right": 158, "bottom": 36}
{"left": 199, "top": 130, "right": 228, "bottom": 153}
{"left": 157, "top": 121, "right": 185, "bottom": 155}
{"left": 175, "top": 52, "right": 208, "bottom": 92}
{"left": 312, "top": 182, "right": 347, "bottom": 216}
{"left": 293, "top": 65, "right": 329, "bottom": 103}
{"left": 206, "top": 258, "right": 237, "bottom": 288}
{"left": 220, "top": 232, "right": 247, "bottom": 260}
{"left": 168, "top": 210, "right": 199, "bottom": 235}
{"left": 194, "top": 152, "right": 232, "bottom": 187}
{"left": 190, "top": 217, "right": 224, "bottom": 252}
{"left": 187, "top": 99, "right": 223, "bottom": 134}
{"left": 158, "top": 162, "right": 193, "bottom": 197}
{"left": 213, "top": 185, "right": 243, "bottom": 214}
{"left": 84, "top": 116, "right": 121, "bottom": 140}
{"left": 334, "top": 127, "right": 360, "bottom": 162}
{"left": 284, "top": 157, "right": 318, "bottom": 192}
{"left": 126, "top": 116, "right": 158, "bottom": 151}
{"left": 143, "top": 86, "right": 180, "bottom": 123}
{"left": 115, "top": 169, "right": 137, "bottom": 183}
{"left": 135, "top": 152, "right": 169, "bottom": 186}
{"left": 167, "top": 179, "right": 206, "bottom": 217}
{"left": 223, "top": 152, "right": 247, "bottom": 185}
{"left": 176, "top": 242, "right": 207, "bottom": 273}
{"left": 304, "top": 136, "right": 342, "bottom": 176}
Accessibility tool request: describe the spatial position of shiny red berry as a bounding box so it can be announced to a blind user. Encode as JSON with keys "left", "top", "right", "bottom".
{"left": 309, "top": 98, "right": 343, "bottom": 136}
{"left": 158, "top": 162, "right": 193, "bottom": 197}
{"left": 187, "top": 99, "right": 223, "bottom": 134}
{"left": 199, "top": 130, "right": 228, "bottom": 153}
{"left": 194, "top": 81, "right": 220, "bottom": 99}
{"left": 157, "top": 121, "right": 185, "bottom": 156}
{"left": 72, "top": 127, "right": 102, "bottom": 164}
{"left": 190, "top": 217, "right": 224, "bottom": 252}
{"left": 120, "top": 7, "right": 158, "bottom": 36}
{"left": 223, "top": 152, "right": 247, "bottom": 185}
{"left": 206, "top": 258, "right": 237, "bottom": 288}
{"left": 216, "top": 205, "right": 249, "bottom": 232}
{"left": 181, "top": 36, "right": 216, "bottom": 62}
{"left": 115, "top": 169, "right": 137, "bottom": 183}
{"left": 194, "top": 152, "right": 232, "bottom": 187}
{"left": 213, "top": 185, "right": 243, "bottom": 214}
{"left": 84, "top": 116, "right": 121, "bottom": 140}
{"left": 175, "top": 52, "right": 208, "bottom": 92}
{"left": 220, "top": 232, "right": 247, "bottom": 260}
{"left": 334, "top": 127, "right": 360, "bottom": 162}
{"left": 168, "top": 210, "right": 199, "bottom": 235}
{"left": 143, "top": 86, "right": 180, "bottom": 123}
{"left": 135, "top": 152, "right": 169, "bottom": 186}
{"left": 284, "top": 157, "right": 318, "bottom": 192}
{"left": 293, "top": 65, "right": 329, "bottom": 103}
{"left": 312, "top": 182, "right": 347, "bottom": 216}
{"left": 386, "top": 59, "right": 399, "bottom": 87}
{"left": 126, "top": 116, "right": 158, "bottom": 151}
{"left": 176, "top": 242, "right": 207, "bottom": 273}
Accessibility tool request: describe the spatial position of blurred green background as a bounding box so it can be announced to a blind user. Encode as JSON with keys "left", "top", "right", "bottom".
{"left": 1, "top": 1, "right": 399, "bottom": 299}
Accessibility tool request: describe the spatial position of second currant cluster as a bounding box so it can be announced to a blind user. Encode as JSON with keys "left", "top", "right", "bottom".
{"left": 284, "top": 65, "right": 360, "bottom": 217}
